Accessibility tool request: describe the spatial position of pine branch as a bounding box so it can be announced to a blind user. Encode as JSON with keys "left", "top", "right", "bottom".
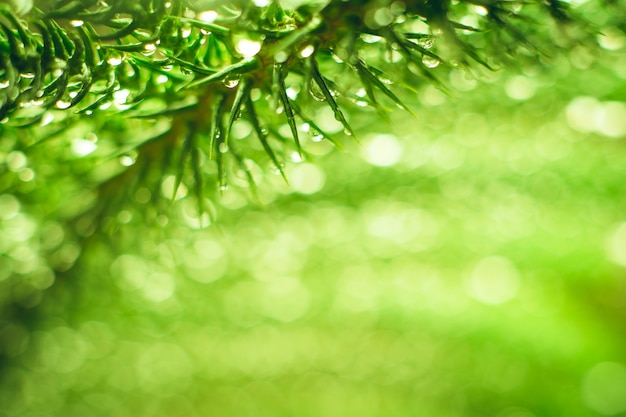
{"left": 0, "top": 0, "right": 609, "bottom": 227}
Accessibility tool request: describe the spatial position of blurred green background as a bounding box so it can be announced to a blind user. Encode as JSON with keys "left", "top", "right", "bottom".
{"left": 2, "top": 7, "right": 626, "bottom": 417}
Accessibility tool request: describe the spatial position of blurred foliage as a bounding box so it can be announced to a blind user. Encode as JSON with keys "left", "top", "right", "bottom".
{"left": 2, "top": 0, "right": 626, "bottom": 417}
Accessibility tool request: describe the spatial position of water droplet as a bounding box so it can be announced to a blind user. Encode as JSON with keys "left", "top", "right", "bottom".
{"left": 41, "top": 112, "right": 54, "bottom": 126}
{"left": 417, "top": 37, "right": 434, "bottom": 49}
{"left": 113, "top": 89, "right": 130, "bottom": 104}
{"left": 181, "top": 27, "right": 192, "bottom": 38}
{"left": 20, "top": 99, "right": 41, "bottom": 108}
{"left": 299, "top": 44, "right": 315, "bottom": 58}
{"left": 219, "top": 143, "right": 229, "bottom": 153}
{"left": 55, "top": 100, "right": 71, "bottom": 109}
{"left": 0, "top": 80, "right": 9, "bottom": 89}
{"left": 308, "top": 79, "right": 326, "bottom": 102}
{"left": 219, "top": 184, "right": 229, "bottom": 191}
{"left": 71, "top": 138, "right": 97, "bottom": 156}
{"left": 70, "top": 20, "right": 84, "bottom": 27}
{"left": 222, "top": 75, "right": 240, "bottom": 89}
{"left": 286, "top": 85, "right": 300, "bottom": 100}
{"left": 422, "top": 55, "right": 440, "bottom": 68}
{"left": 290, "top": 151, "right": 304, "bottom": 162}
{"left": 235, "top": 37, "right": 262, "bottom": 58}
{"left": 343, "top": 128, "right": 353, "bottom": 136}
{"left": 107, "top": 55, "right": 123, "bottom": 66}
{"left": 142, "top": 43, "right": 157, "bottom": 56}
{"left": 361, "top": 34, "right": 382, "bottom": 44}
{"left": 198, "top": 10, "right": 218, "bottom": 23}
{"left": 119, "top": 152, "right": 137, "bottom": 166}
{"left": 310, "top": 130, "right": 323, "bottom": 142}
{"left": 271, "top": 162, "right": 285, "bottom": 175}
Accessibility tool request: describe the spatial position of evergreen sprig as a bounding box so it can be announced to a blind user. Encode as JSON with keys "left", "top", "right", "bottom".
{"left": 0, "top": 0, "right": 601, "bottom": 227}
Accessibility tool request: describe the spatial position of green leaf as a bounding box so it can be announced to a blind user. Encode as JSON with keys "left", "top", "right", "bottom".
{"left": 274, "top": 62, "right": 302, "bottom": 154}
{"left": 225, "top": 76, "right": 253, "bottom": 147}
{"left": 390, "top": 36, "right": 447, "bottom": 91}
{"left": 310, "top": 56, "right": 357, "bottom": 139}
{"left": 177, "top": 17, "right": 230, "bottom": 37}
{"left": 161, "top": 52, "right": 216, "bottom": 76}
{"left": 209, "top": 93, "right": 228, "bottom": 192}
{"left": 209, "top": 93, "right": 226, "bottom": 160}
{"left": 184, "top": 57, "right": 259, "bottom": 89}
{"left": 354, "top": 59, "right": 416, "bottom": 118}
{"left": 246, "top": 96, "right": 288, "bottom": 184}
{"left": 290, "top": 100, "right": 344, "bottom": 151}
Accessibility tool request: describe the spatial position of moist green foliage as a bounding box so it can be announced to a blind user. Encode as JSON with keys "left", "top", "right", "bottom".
{"left": 0, "top": 0, "right": 606, "bottom": 227}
